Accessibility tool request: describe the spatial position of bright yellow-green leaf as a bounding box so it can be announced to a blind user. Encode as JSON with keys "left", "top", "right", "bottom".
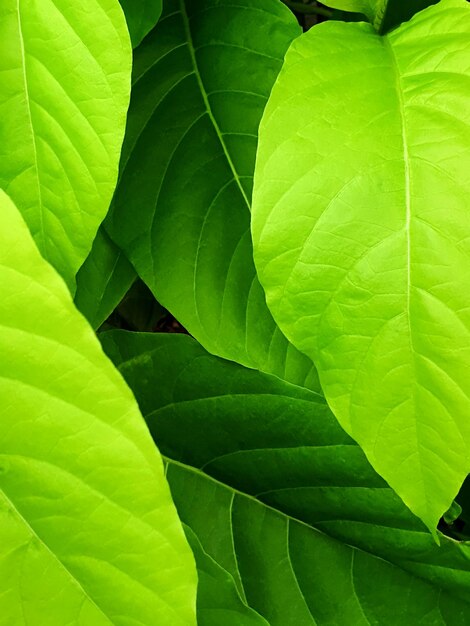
{"left": 252, "top": 0, "right": 470, "bottom": 534}
{"left": 0, "top": 0, "right": 132, "bottom": 289}
{"left": 0, "top": 190, "right": 197, "bottom": 626}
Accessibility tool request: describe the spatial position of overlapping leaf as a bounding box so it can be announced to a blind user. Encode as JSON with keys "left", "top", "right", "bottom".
{"left": 0, "top": 191, "right": 197, "bottom": 626}
{"left": 106, "top": 0, "right": 320, "bottom": 390}
{"left": 103, "top": 330, "right": 470, "bottom": 624}
{"left": 0, "top": 0, "right": 131, "bottom": 288}
{"left": 252, "top": 0, "right": 470, "bottom": 532}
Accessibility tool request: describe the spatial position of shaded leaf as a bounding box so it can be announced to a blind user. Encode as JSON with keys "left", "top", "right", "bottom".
{"left": 119, "top": 0, "right": 163, "bottom": 46}
{"left": 103, "top": 330, "right": 470, "bottom": 624}
{"left": 106, "top": 0, "right": 320, "bottom": 390}
{"left": 184, "top": 525, "right": 269, "bottom": 626}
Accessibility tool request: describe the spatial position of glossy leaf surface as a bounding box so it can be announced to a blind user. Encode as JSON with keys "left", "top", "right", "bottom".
{"left": 106, "top": 0, "right": 320, "bottom": 390}
{"left": 119, "top": 0, "right": 163, "bottom": 47}
{"left": 0, "top": 0, "right": 131, "bottom": 288}
{"left": 103, "top": 330, "right": 470, "bottom": 624}
{"left": 0, "top": 192, "right": 197, "bottom": 626}
{"left": 75, "top": 227, "right": 136, "bottom": 330}
{"left": 252, "top": 0, "right": 470, "bottom": 532}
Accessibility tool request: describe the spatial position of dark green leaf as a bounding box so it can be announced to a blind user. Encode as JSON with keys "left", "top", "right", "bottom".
{"left": 102, "top": 330, "right": 470, "bottom": 622}
{"left": 106, "top": 0, "right": 320, "bottom": 390}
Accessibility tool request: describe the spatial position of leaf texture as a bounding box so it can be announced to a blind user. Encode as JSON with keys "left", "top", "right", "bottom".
{"left": 0, "top": 0, "right": 132, "bottom": 289}
{"left": 252, "top": 0, "right": 470, "bottom": 532}
{"left": 0, "top": 191, "right": 197, "bottom": 626}
{"left": 103, "top": 330, "right": 470, "bottom": 625}
{"left": 106, "top": 0, "right": 320, "bottom": 390}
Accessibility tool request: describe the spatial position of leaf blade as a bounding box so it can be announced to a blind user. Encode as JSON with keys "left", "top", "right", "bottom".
{"left": 106, "top": 0, "right": 320, "bottom": 389}
{"left": 252, "top": 0, "right": 470, "bottom": 532}
{"left": 102, "top": 330, "right": 470, "bottom": 608}
{"left": 0, "top": 191, "right": 197, "bottom": 626}
{"left": 0, "top": 0, "right": 132, "bottom": 288}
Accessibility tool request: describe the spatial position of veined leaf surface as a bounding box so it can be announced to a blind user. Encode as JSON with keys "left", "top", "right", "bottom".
{"left": 0, "top": 191, "right": 197, "bottom": 626}
{"left": 252, "top": 0, "right": 470, "bottom": 532}
{"left": 106, "top": 0, "right": 320, "bottom": 390}
{"left": 183, "top": 526, "right": 269, "bottom": 626}
{"left": 119, "top": 0, "right": 162, "bottom": 47}
{"left": 103, "top": 331, "right": 470, "bottom": 624}
{"left": 0, "top": 0, "right": 131, "bottom": 289}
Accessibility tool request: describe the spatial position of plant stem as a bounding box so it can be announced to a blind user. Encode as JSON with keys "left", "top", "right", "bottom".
{"left": 282, "top": 1, "right": 333, "bottom": 17}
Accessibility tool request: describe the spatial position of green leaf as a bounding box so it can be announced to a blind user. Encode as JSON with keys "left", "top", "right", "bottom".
{"left": 183, "top": 525, "right": 269, "bottom": 626}
{"left": 252, "top": 0, "right": 470, "bottom": 533}
{"left": 119, "top": 0, "right": 162, "bottom": 47}
{"left": 102, "top": 330, "right": 470, "bottom": 623}
{"left": 75, "top": 227, "right": 136, "bottom": 330}
{"left": 0, "top": 191, "right": 197, "bottom": 626}
{"left": 0, "top": 0, "right": 132, "bottom": 289}
{"left": 106, "top": 0, "right": 320, "bottom": 390}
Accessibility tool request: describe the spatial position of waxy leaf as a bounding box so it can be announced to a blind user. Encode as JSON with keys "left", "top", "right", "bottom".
{"left": 252, "top": 0, "right": 470, "bottom": 532}
{"left": 103, "top": 331, "right": 470, "bottom": 623}
{"left": 0, "top": 0, "right": 132, "bottom": 289}
{"left": 0, "top": 191, "right": 197, "bottom": 626}
{"left": 75, "top": 227, "right": 136, "bottom": 330}
{"left": 106, "top": 0, "right": 320, "bottom": 390}
{"left": 119, "top": 0, "right": 163, "bottom": 47}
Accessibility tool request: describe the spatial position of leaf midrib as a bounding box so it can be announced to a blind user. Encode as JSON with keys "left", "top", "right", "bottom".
{"left": 178, "top": 0, "right": 251, "bottom": 212}
{"left": 15, "top": 0, "right": 46, "bottom": 250}
{"left": 382, "top": 35, "right": 430, "bottom": 522}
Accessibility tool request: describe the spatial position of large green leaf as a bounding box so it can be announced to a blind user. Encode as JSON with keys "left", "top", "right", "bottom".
{"left": 119, "top": 0, "right": 163, "bottom": 47}
{"left": 102, "top": 330, "right": 470, "bottom": 623}
{"left": 75, "top": 227, "right": 136, "bottom": 330}
{"left": 0, "top": 0, "right": 132, "bottom": 289}
{"left": 0, "top": 191, "right": 197, "bottom": 626}
{"left": 106, "top": 0, "right": 320, "bottom": 390}
{"left": 252, "top": 0, "right": 470, "bottom": 533}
